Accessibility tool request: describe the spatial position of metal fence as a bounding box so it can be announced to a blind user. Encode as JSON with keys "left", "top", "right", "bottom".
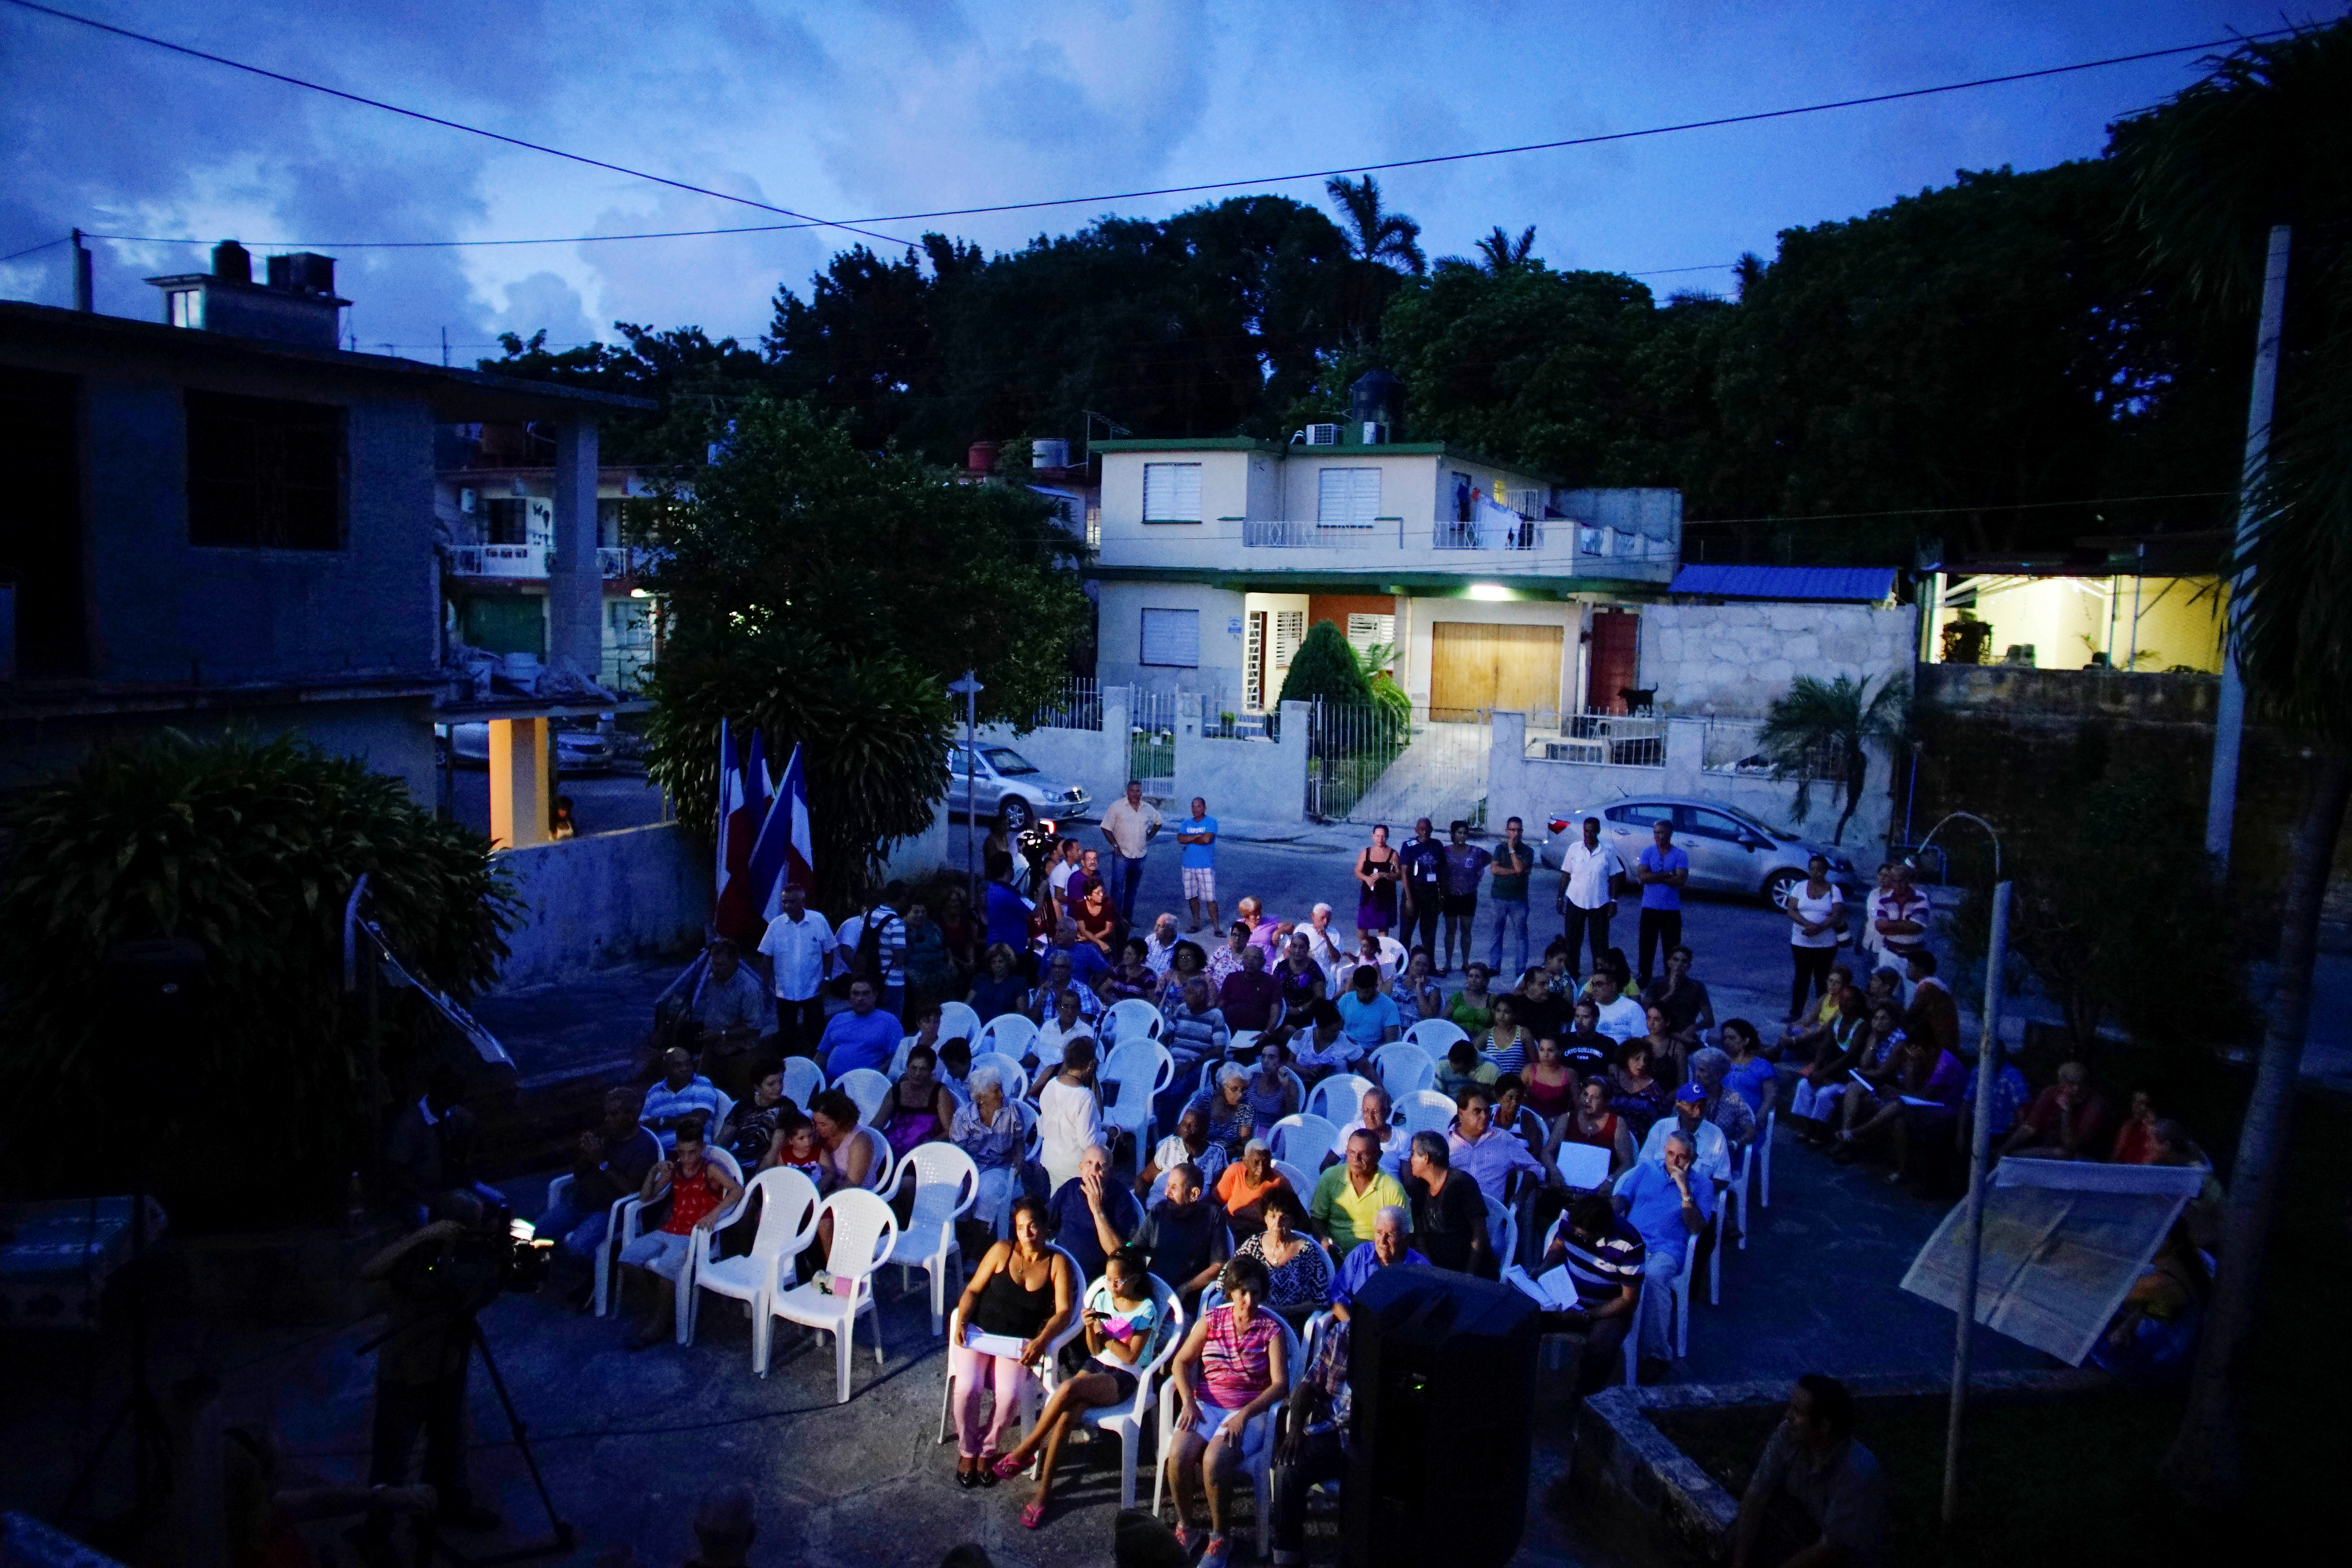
{"left": 1031, "top": 677, "right": 1103, "bottom": 732}
{"left": 1528, "top": 709, "right": 1664, "bottom": 768}
{"left": 1128, "top": 688, "right": 1177, "bottom": 796}
{"left": 1303, "top": 700, "right": 1409, "bottom": 822}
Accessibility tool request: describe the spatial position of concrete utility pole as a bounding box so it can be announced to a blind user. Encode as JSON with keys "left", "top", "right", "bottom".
{"left": 2204, "top": 224, "right": 2293, "bottom": 873}
{"left": 950, "top": 671, "right": 985, "bottom": 912}
{"left": 71, "top": 228, "right": 92, "bottom": 311}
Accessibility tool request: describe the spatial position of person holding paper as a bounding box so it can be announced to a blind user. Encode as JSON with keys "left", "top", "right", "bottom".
{"left": 948, "top": 1195, "right": 1076, "bottom": 1489}
{"left": 1832, "top": 1032, "right": 1964, "bottom": 1182}
{"left": 1514, "top": 1193, "right": 1645, "bottom": 1396}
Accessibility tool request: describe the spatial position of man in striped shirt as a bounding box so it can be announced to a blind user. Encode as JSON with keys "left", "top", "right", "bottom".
{"left": 1533, "top": 1193, "right": 1646, "bottom": 1395}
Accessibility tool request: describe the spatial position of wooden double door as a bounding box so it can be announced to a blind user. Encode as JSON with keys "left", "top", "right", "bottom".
{"left": 1429, "top": 621, "right": 1564, "bottom": 721}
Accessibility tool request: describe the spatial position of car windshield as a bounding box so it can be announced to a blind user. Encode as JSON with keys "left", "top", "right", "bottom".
{"left": 1724, "top": 807, "right": 1795, "bottom": 842}
{"left": 982, "top": 747, "right": 1039, "bottom": 776}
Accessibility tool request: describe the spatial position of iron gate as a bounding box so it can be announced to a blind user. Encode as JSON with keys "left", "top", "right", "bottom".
{"left": 1307, "top": 702, "right": 1492, "bottom": 826}
{"left": 1127, "top": 687, "right": 1177, "bottom": 798}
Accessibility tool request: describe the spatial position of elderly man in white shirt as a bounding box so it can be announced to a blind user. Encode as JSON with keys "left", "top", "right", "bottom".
{"left": 1300, "top": 903, "right": 1349, "bottom": 983}
{"left": 1556, "top": 815, "right": 1625, "bottom": 982}
{"left": 1339, "top": 1084, "right": 1413, "bottom": 1174}
{"left": 1637, "top": 1080, "right": 1733, "bottom": 1189}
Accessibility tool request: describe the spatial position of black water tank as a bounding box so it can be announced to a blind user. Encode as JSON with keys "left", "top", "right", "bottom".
{"left": 1348, "top": 368, "right": 1405, "bottom": 434}
{"left": 266, "top": 251, "right": 337, "bottom": 295}
{"left": 1343, "top": 1263, "right": 1539, "bottom": 1568}
{"left": 211, "top": 240, "right": 251, "bottom": 283}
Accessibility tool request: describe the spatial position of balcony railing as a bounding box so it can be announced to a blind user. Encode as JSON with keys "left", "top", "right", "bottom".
{"left": 1241, "top": 518, "right": 1380, "bottom": 549}
{"left": 1575, "top": 525, "right": 1672, "bottom": 560}
{"left": 443, "top": 543, "right": 546, "bottom": 578}
{"left": 1432, "top": 517, "right": 1545, "bottom": 551}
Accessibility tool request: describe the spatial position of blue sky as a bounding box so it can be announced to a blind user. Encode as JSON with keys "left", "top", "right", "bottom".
{"left": 0, "top": 1, "right": 2331, "bottom": 358}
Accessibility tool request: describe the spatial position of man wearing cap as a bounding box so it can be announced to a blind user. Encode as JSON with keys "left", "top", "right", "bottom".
{"left": 1637, "top": 1081, "right": 1733, "bottom": 1189}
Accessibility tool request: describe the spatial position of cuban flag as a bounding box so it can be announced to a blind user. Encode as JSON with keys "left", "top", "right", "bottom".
{"left": 712, "top": 725, "right": 773, "bottom": 943}
{"left": 752, "top": 743, "right": 815, "bottom": 922}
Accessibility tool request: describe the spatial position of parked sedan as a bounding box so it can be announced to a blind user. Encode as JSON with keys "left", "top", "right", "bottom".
{"left": 946, "top": 743, "right": 1090, "bottom": 830}
{"left": 1537, "top": 796, "right": 1864, "bottom": 903}
{"left": 437, "top": 721, "right": 618, "bottom": 774}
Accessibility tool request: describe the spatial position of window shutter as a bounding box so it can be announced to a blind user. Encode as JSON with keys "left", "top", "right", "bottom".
{"left": 1143, "top": 462, "right": 1203, "bottom": 521}
{"left": 1140, "top": 608, "right": 1201, "bottom": 667}
{"left": 1317, "top": 467, "right": 1380, "bottom": 525}
{"left": 1274, "top": 610, "right": 1305, "bottom": 667}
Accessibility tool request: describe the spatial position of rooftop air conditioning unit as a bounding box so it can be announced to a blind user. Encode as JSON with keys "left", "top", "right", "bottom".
{"left": 1304, "top": 423, "right": 1340, "bottom": 446}
{"left": 1360, "top": 422, "right": 1389, "bottom": 445}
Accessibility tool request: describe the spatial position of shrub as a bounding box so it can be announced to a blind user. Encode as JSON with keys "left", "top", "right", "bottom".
{"left": 0, "top": 730, "right": 517, "bottom": 1227}
{"left": 1276, "top": 619, "right": 1375, "bottom": 707}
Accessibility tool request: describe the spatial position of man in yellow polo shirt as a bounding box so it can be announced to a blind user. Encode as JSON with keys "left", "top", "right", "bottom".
{"left": 1311, "top": 1127, "right": 1409, "bottom": 1254}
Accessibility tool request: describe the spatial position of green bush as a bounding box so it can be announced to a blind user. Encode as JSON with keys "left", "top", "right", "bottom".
{"left": 0, "top": 730, "right": 517, "bottom": 1228}
{"left": 1276, "top": 619, "right": 1375, "bottom": 707}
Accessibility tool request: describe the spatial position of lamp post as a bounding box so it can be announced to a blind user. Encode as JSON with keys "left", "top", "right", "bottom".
{"left": 1911, "top": 811, "right": 2006, "bottom": 1526}
{"left": 949, "top": 671, "right": 985, "bottom": 913}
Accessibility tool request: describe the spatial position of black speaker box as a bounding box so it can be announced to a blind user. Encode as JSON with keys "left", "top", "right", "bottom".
{"left": 1342, "top": 1263, "right": 1540, "bottom": 1568}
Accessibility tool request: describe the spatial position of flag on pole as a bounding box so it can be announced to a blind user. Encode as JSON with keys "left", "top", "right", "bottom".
{"left": 712, "top": 717, "right": 740, "bottom": 918}
{"left": 753, "top": 744, "right": 815, "bottom": 922}
{"left": 713, "top": 726, "right": 773, "bottom": 944}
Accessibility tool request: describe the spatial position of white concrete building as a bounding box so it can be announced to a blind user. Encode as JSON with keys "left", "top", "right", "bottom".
{"left": 1088, "top": 432, "right": 1681, "bottom": 722}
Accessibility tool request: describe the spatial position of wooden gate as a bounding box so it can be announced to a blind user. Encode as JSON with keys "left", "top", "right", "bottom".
{"left": 1429, "top": 621, "right": 1563, "bottom": 722}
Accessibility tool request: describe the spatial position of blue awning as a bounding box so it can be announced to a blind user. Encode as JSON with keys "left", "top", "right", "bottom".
{"left": 1669, "top": 564, "right": 1898, "bottom": 602}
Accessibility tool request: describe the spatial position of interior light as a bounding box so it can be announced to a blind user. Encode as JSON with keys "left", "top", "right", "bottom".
{"left": 1468, "top": 583, "right": 1511, "bottom": 601}
{"left": 629, "top": 587, "right": 651, "bottom": 598}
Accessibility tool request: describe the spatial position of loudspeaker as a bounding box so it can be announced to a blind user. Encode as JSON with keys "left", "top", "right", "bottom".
{"left": 1342, "top": 1264, "right": 1540, "bottom": 1568}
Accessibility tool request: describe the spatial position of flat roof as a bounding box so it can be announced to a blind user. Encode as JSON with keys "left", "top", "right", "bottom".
{"left": 0, "top": 300, "right": 656, "bottom": 420}
{"left": 1090, "top": 435, "right": 1562, "bottom": 485}
{"left": 1670, "top": 564, "right": 1898, "bottom": 602}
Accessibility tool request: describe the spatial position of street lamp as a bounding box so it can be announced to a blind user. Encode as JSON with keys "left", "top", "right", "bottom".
{"left": 949, "top": 671, "right": 985, "bottom": 912}
{"left": 1910, "top": 811, "right": 2005, "bottom": 1527}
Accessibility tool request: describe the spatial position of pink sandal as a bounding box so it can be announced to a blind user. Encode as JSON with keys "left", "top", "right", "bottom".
{"left": 990, "top": 1453, "right": 1026, "bottom": 1480}
{"left": 1021, "top": 1500, "right": 1047, "bottom": 1529}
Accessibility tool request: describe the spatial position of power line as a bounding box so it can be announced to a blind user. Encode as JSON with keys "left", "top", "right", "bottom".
{"left": 3, "top": 2, "right": 2297, "bottom": 252}
{"left": 0, "top": 0, "right": 919, "bottom": 251}
{"left": 1687, "top": 490, "right": 2234, "bottom": 527}
{"left": 0, "top": 234, "right": 69, "bottom": 264}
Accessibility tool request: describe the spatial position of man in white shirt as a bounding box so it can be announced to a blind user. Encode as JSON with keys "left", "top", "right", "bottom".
{"left": 1588, "top": 967, "right": 1649, "bottom": 1043}
{"left": 1557, "top": 816, "right": 1624, "bottom": 983}
{"left": 1046, "top": 835, "right": 1083, "bottom": 912}
{"left": 1302, "top": 903, "right": 1348, "bottom": 983}
{"left": 1340, "top": 1085, "right": 1413, "bottom": 1173}
{"left": 1098, "top": 780, "right": 1162, "bottom": 925}
{"left": 1637, "top": 1082, "right": 1733, "bottom": 1188}
{"left": 756, "top": 882, "right": 832, "bottom": 1058}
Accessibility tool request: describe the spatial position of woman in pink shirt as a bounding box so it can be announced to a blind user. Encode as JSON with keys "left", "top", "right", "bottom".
{"left": 1165, "top": 1255, "right": 1289, "bottom": 1566}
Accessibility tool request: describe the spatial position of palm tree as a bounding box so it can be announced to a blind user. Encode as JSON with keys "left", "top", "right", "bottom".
{"left": 1325, "top": 174, "right": 1426, "bottom": 274}
{"left": 2111, "top": 23, "right": 2352, "bottom": 1505}
{"left": 1755, "top": 673, "right": 1908, "bottom": 845}
{"left": 1475, "top": 225, "right": 1537, "bottom": 274}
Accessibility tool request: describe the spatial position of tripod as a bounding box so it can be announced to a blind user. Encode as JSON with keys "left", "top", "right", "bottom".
{"left": 429, "top": 1320, "right": 574, "bottom": 1567}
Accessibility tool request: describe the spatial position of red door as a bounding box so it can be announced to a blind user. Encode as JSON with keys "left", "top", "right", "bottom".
{"left": 1585, "top": 610, "right": 1639, "bottom": 714}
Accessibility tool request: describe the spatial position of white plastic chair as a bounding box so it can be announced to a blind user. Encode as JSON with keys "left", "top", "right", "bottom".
{"left": 967, "top": 1050, "right": 1030, "bottom": 1104}
{"left": 978, "top": 1011, "right": 1040, "bottom": 1063}
{"left": 543, "top": 1171, "right": 640, "bottom": 1319}
{"left": 1102, "top": 1039, "right": 1175, "bottom": 1154}
{"left": 779, "top": 1056, "right": 825, "bottom": 1108}
{"left": 938, "top": 1001, "right": 983, "bottom": 1044}
{"left": 1520, "top": 1213, "right": 1639, "bottom": 1388}
{"left": 1272, "top": 1157, "right": 1315, "bottom": 1199}
{"left": 1758, "top": 1108, "right": 1777, "bottom": 1208}
{"left": 602, "top": 1146, "right": 741, "bottom": 1335}
{"left": 886, "top": 1142, "right": 979, "bottom": 1336}
{"left": 1369, "top": 1043, "right": 1437, "bottom": 1098}
{"left": 1722, "top": 1137, "right": 1756, "bottom": 1259}
{"left": 704, "top": 1093, "right": 736, "bottom": 1148}
{"left": 1554, "top": 1141, "right": 1614, "bottom": 1193}
{"left": 1153, "top": 1307, "right": 1303, "bottom": 1558}
{"left": 936, "top": 1244, "right": 1089, "bottom": 1449}
{"left": 1104, "top": 997, "right": 1165, "bottom": 1046}
{"left": 768, "top": 1188, "right": 899, "bottom": 1403}
{"left": 1483, "top": 1192, "right": 1518, "bottom": 1272}
{"left": 1305, "top": 1073, "right": 1376, "bottom": 1128}
{"left": 834, "top": 1067, "right": 892, "bottom": 1125}
{"left": 1079, "top": 1275, "right": 1188, "bottom": 1509}
{"left": 1396, "top": 1089, "right": 1461, "bottom": 1139}
{"left": 682, "top": 1167, "right": 821, "bottom": 1369}
{"left": 1403, "top": 1018, "right": 1468, "bottom": 1055}
{"left": 1267, "top": 1112, "right": 1340, "bottom": 1169}
{"left": 1664, "top": 1231, "right": 1699, "bottom": 1357}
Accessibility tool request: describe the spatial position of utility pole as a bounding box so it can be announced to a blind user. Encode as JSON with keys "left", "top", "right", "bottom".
{"left": 949, "top": 671, "right": 984, "bottom": 913}
{"left": 71, "top": 228, "right": 92, "bottom": 312}
{"left": 441, "top": 326, "right": 450, "bottom": 367}
{"left": 2204, "top": 224, "right": 2292, "bottom": 873}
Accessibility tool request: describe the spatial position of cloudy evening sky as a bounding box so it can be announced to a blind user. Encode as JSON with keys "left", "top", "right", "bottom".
{"left": 1, "top": 0, "right": 2331, "bottom": 359}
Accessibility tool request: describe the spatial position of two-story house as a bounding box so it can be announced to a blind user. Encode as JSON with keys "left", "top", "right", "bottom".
{"left": 0, "top": 240, "right": 652, "bottom": 850}
{"left": 1089, "top": 392, "right": 1681, "bottom": 723}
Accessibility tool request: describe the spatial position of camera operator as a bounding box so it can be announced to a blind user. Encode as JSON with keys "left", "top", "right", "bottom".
{"left": 350, "top": 1192, "right": 506, "bottom": 1563}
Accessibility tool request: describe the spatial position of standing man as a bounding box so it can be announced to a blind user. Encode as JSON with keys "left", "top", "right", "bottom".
{"left": 1396, "top": 817, "right": 1445, "bottom": 963}
{"left": 1438, "top": 820, "right": 1492, "bottom": 978}
{"left": 1177, "top": 796, "right": 1221, "bottom": 934}
{"left": 1557, "top": 816, "right": 1623, "bottom": 982}
{"left": 1869, "top": 862, "right": 1933, "bottom": 972}
{"left": 1045, "top": 836, "right": 1084, "bottom": 918}
{"left": 1100, "top": 780, "right": 1162, "bottom": 927}
{"left": 861, "top": 883, "right": 911, "bottom": 1022}
{"left": 1634, "top": 819, "right": 1689, "bottom": 990}
{"left": 757, "top": 882, "right": 832, "bottom": 1059}
{"left": 1486, "top": 817, "right": 1535, "bottom": 980}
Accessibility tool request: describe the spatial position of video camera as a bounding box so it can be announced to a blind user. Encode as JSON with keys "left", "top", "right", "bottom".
{"left": 426, "top": 1188, "right": 555, "bottom": 1298}
{"left": 1016, "top": 815, "right": 1060, "bottom": 894}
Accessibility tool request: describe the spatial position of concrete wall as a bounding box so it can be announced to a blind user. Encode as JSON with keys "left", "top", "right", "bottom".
{"left": 1172, "top": 698, "right": 1311, "bottom": 823}
{"left": 492, "top": 821, "right": 709, "bottom": 991}
{"left": 1487, "top": 711, "right": 1896, "bottom": 853}
{"left": 1095, "top": 581, "right": 1249, "bottom": 704}
{"left": 1641, "top": 602, "right": 1916, "bottom": 718}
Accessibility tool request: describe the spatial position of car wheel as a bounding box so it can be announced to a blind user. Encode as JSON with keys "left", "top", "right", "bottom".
{"left": 1761, "top": 868, "right": 1802, "bottom": 905}
{"left": 999, "top": 796, "right": 1033, "bottom": 832}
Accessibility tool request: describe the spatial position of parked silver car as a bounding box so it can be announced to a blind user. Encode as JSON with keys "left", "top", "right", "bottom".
{"left": 946, "top": 743, "right": 1090, "bottom": 831}
{"left": 437, "top": 720, "right": 617, "bottom": 773}
{"left": 1537, "top": 796, "right": 1865, "bottom": 904}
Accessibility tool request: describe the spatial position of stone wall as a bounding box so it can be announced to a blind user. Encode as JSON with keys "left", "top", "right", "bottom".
{"left": 1641, "top": 602, "right": 1917, "bottom": 717}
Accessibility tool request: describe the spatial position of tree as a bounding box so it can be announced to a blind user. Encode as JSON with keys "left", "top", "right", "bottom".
{"left": 642, "top": 396, "right": 1091, "bottom": 901}
{"left": 1755, "top": 672, "right": 1908, "bottom": 845}
{"left": 480, "top": 324, "right": 773, "bottom": 466}
{"left": 1474, "top": 225, "right": 1538, "bottom": 274}
{"left": 0, "top": 731, "right": 517, "bottom": 1226}
{"left": 1275, "top": 619, "right": 1375, "bottom": 708}
{"left": 1326, "top": 174, "right": 1425, "bottom": 346}
{"left": 2109, "top": 20, "right": 2352, "bottom": 1505}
